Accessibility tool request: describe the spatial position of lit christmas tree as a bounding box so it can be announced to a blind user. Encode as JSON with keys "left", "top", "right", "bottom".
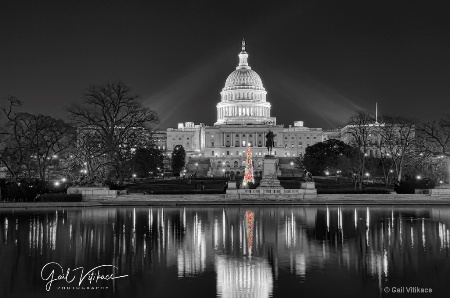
{"left": 243, "top": 145, "right": 254, "bottom": 186}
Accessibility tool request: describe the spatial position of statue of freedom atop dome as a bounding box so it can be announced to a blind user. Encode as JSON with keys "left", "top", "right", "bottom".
{"left": 266, "top": 130, "right": 275, "bottom": 156}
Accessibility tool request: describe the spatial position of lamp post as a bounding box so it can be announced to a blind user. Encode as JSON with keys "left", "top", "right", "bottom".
{"left": 290, "top": 161, "right": 294, "bottom": 177}
{"left": 222, "top": 168, "right": 225, "bottom": 177}
{"left": 325, "top": 171, "right": 330, "bottom": 180}
{"left": 132, "top": 173, "right": 136, "bottom": 183}
{"left": 336, "top": 170, "right": 341, "bottom": 182}
{"left": 365, "top": 172, "right": 370, "bottom": 184}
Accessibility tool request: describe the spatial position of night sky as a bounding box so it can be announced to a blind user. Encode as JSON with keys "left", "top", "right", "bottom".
{"left": 1, "top": 0, "right": 450, "bottom": 130}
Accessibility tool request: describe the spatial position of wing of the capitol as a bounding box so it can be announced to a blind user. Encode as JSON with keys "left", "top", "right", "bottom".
{"left": 158, "top": 40, "right": 340, "bottom": 177}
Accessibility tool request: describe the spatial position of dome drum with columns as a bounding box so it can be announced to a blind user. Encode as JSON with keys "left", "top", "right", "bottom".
{"left": 215, "top": 40, "right": 275, "bottom": 125}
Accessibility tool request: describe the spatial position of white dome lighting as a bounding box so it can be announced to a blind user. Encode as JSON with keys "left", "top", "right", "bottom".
{"left": 215, "top": 39, "right": 273, "bottom": 125}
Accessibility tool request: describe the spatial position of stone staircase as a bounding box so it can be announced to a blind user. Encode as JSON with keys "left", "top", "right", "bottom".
{"left": 277, "top": 157, "right": 302, "bottom": 177}
{"left": 185, "top": 158, "right": 211, "bottom": 177}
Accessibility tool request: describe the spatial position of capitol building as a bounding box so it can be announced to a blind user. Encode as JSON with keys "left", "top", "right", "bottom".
{"left": 166, "top": 40, "right": 330, "bottom": 177}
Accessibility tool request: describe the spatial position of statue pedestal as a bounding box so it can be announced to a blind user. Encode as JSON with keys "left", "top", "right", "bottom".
{"left": 300, "top": 181, "right": 317, "bottom": 199}
{"left": 257, "top": 155, "right": 283, "bottom": 189}
{"left": 300, "top": 182, "right": 316, "bottom": 189}
{"left": 227, "top": 181, "right": 237, "bottom": 189}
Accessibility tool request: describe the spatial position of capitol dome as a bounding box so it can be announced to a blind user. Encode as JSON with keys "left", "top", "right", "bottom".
{"left": 224, "top": 68, "right": 264, "bottom": 90}
{"left": 215, "top": 40, "right": 274, "bottom": 126}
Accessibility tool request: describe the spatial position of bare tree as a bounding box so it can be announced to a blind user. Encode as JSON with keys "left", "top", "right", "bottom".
{"left": 1, "top": 97, "right": 76, "bottom": 181}
{"left": 68, "top": 82, "right": 159, "bottom": 185}
{"left": 1, "top": 97, "right": 29, "bottom": 179}
{"left": 416, "top": 114, "right": 450, "bottom": 183}
{"left": 417, "top": 114, "right": 450, "bottom": 158}
{"left": 342, "top": 111, "right": 374, "bottom": 190}
{"left": 377, "top": 116, "right": 416, "bottom": 183}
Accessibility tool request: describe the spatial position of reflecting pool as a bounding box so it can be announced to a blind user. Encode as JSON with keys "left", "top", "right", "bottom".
{"left": 1, "top": 205, "right": 450, "bottom": 297}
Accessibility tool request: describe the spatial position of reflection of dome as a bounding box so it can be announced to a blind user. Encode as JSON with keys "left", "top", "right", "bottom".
{"left": 224, "top": 69, "right": 264, "bottom": 90}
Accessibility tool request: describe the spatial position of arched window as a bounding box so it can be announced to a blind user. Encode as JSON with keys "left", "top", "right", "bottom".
{"left": 234, "top": 161, "right": 238, "bottom": 168}
{"left": 217, "top": 161, "right": 222, "bottom": 168}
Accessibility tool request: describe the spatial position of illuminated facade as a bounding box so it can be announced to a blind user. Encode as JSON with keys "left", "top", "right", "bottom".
{"left": 167, "top": 40, "right": 325, "bottom": 176}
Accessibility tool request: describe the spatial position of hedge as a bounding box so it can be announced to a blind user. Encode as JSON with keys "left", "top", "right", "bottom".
{"left": 36, "top": 194, "right": 82, "bottom": 202}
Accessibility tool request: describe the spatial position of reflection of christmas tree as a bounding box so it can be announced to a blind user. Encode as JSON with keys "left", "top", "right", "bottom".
{"left": 243, "top": 146, "right": 254, "bottom": 186}
{"left": 245, "top": 211, "right": 254, "bottom": 257}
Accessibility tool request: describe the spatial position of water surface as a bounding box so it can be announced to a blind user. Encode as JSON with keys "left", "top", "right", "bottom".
{"left": 0, "top": 205, "right": 449, "bottom": 297}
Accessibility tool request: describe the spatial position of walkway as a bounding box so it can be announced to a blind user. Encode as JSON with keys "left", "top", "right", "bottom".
{"left": 1, "top": 193, "right": 450, "bottom": 208}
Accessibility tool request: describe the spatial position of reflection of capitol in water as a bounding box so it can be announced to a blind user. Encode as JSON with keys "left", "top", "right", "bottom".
{"left": 1, "top": 206, "right": 450, "bottom": 297}
{"left": 216, "top": 256, "right": 273, "bottom": 298}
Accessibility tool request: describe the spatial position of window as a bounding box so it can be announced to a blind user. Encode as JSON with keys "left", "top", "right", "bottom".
{"left": 227, "top": 135, "right": 230, "bottom": 137}
{"left": 242, "top": 134, "right": 246, "bottom": 137}
{"left": 236, "top": 151, "right": 239, "bottom": 155}
{"left": 249, "top": 134, "right": 252, "bottom": 137}
{"left": 212, "top": 151, "right": 214, "bottom": 156}
{"left": 291, "top": 144, "right": 294, "bottom": 148}
{"left": 187, "top": 137, "right": 189, "bottom": 140}
{"left": 211, "top": 142, "right": 215, "bottom": 147}
{"left": 179, "top": 138, "right": 181, "bottom": 140}
{"left": 227, "top": 151, "right": 230, "bottom": 155}
{"left": 313, "top": 137, "right": 316, "bottom": 139}
{"left": 307, "top": 137, "right": 310, "bottom": 139}
{"left": 291, "top": 137, "right": 294, "bottom": 139}
{"left": 242, "top": 140, "right": 246, "bottom": 147}
{"left": 236, "top": 134, "right": 239, "bottom": 137}
{"left": 285, "top": 144, "right": 287, "bottom": 148}
{"left": 299, "top": 142, "right": 302, "bottom": 145}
